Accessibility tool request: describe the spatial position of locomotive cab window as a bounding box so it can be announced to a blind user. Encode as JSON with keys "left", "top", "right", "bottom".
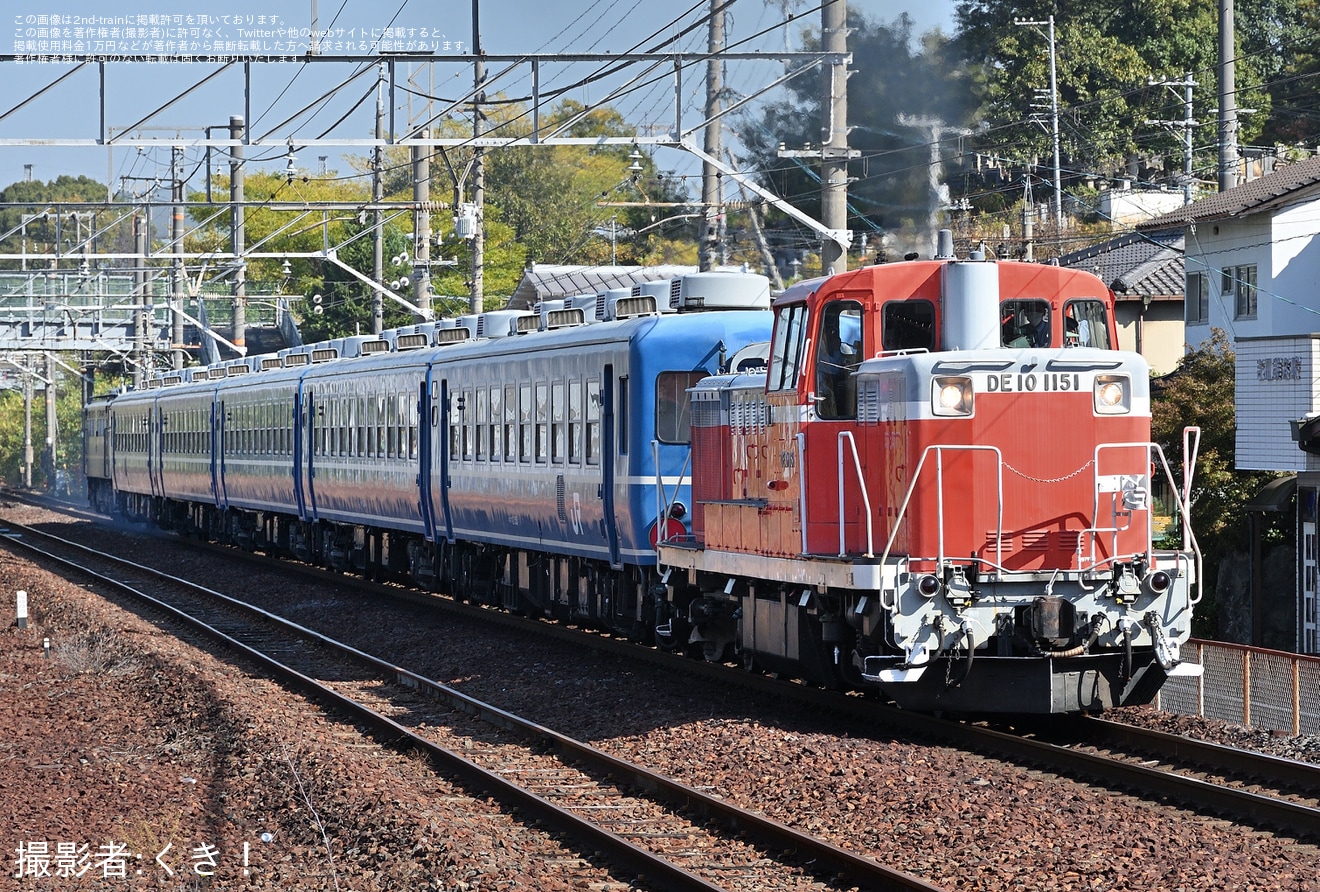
{"left": 881, "top": 299, "right": 934, "bottom": 352}
{"left": 815, "top": 301, "right": 864, "bottom": 420}
{"left": 656, "top": 371, "right": 706, "bottom": 444}
{"left": 1063, "top": 299, "right": 1111, "bottom": 349}
{"left": 1001, "top": 299, "right": 1052, "bottom": 347}
{"left": 767, "top": 302, "right": 808, "bottom": 392}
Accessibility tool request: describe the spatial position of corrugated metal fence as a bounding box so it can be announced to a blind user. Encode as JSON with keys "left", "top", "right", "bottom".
{"left": 1156, "top": 639, "right": 1320, "bottom": 736}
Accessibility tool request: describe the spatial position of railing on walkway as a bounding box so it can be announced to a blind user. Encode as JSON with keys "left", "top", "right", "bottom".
{"left": 1156, "top": 639, "right": 1320, "bottom": 736}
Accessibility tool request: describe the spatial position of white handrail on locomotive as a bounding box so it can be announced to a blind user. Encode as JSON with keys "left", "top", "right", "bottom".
{"left": 876, "top": 443, "right": 1006, "bottom": 612}
{"left": 874, "top": 435, "right": 1201, "bottom": 596}
{"left": 836, "top": 430, "right": 874, "bottom": 558}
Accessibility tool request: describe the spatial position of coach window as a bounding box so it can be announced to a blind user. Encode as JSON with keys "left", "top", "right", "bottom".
{"left": 504, "top": 384, "right": 517, "bottom": 462}
{"left": 399, "top": 393, "right": 412, "bottom": 460}
{"left": 551, "top": 380, "right": 565, "bottom": 463}
{"left": 519, "top": 384, "right": 533, "bottom": 462}
{"left": 656, "top": 371, "right": 705, "bottom": 443}
{"left": 882, "top": 299, "right": 934, "bottom": 352}
{"left": 359, "top": 396, "right": 370, "bottom": 456}
{"left": 408, "top": 395, "right": 419, "bottom": 460}
{"left": 1063, "top": 299, "right": 1111, "bottom": 349}
{"left": 535, "top": 382, "right": 549, "bottom": 462}
{"left": 329, "top": 398, "right": 337, "bottom": 457}
{"left": 376, "top": 394, "right": 388, "bottom": 457}
{"left": 344, "top": 398, "right": 354, "bottom": 457}
{"left": 488, "top": 387, "right": 502, "bottom": 461}
{"left": 386, "top": 393, "right": 399, "bottom": 459}
{"left": 815, "top": 301, "right": 864, "bottom": 419}
{"left": 462, "top": 389, "right": 474, "bottom": 461}
{"left": 768, "top": 302, "right": 808, "bottom": 391}
{"left": 568, "top": 379, "right": 582, "bottom": 464}
{"left": 475, "top": 387, "right": 488, "bottom": 460}
{"left": 586, "top": 378, "right": 601, "bottom": 465}
{"left": 362, "top": 395, "right": 372, "bottom": 457}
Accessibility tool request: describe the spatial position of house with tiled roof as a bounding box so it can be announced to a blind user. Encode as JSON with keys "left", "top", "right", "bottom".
{"left": 1137, "top": 153, "right": 1320, "bottom": 654}
{"left": 1057, "top": 229, "right": 1185, "bottom": 374}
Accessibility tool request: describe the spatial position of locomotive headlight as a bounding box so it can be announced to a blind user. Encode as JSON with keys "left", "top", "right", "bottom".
{"left": 915, "top": 574, "right": 943, "bottom": 597}
{"left": 1146, "top": 569, "right": 1173, "bottom": 594}
{"left": 932, "top": 376, "right": 974, "bottom": 417}
{"left": 1093, "top": 374, "right": 1131, "bottom": 415}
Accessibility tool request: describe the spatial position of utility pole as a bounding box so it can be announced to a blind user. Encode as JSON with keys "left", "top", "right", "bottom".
{"left": 471, "top": 0, "right": 485, "bottom": 313}
{"left": 372, "top": 64, "right": 385, "bottom": 334}
{"left": 229, "top": 115, "right": 246, "bottom": 353}
{"left": 411, "top": 130, "right": 432, "bottom": 321}
{"left": 1146, "top": 74, "right": 1198, "bottom": 205}
{"left": 699, "top": 0, "right": 725, "bottom": 272}
{"left": 22, "top": 366, "right": 33, "bottom": 488}
{"left": 1021, "top": 176, "right": 1035, "bottom": 262}
{"left": 133, "top": 212, "right": 147, "bottom": 388}
{"left": 171, "top": 145, "right": 186, "bottom": 368}
{"left": 819, "top": 0, "right": 850, "bottom": 275}
{"left": 44, "top": 352, "right": 56, "bottom": 487}
{"left": 1016, "top": 16, "right": 1063, "bottom": 231}
{"left": 1218, "top": 0, "right": 1239, "bottom": 190}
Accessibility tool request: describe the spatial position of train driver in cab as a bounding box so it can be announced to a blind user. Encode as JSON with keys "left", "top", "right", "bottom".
{"left": 815, "top": 311, "right": 861, "bottom": 418}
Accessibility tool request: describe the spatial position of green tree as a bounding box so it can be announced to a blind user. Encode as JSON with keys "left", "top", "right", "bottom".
{"left": 1256, "top": 0, "right": 1318, "bottom": 146}
{"left": 1151, "top": 330, "right": 1280, "bottom": 637}
{"left": 0, "top": 176, "right": 121, "bottom": 271}
{"left": 953, "top": 0, "right": 1278, "bottom": 191}
{"left": 0, "top": 364, "right": 89, "bottom": 492}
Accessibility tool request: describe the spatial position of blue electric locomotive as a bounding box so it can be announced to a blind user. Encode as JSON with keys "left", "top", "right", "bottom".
{"left": 85, "top": 272, "right": 773, "bottom": 634}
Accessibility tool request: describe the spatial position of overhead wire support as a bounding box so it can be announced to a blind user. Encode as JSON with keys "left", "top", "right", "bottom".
{"left": 1145, "top": 74, "right": 1199, "bottom": 205}
{"left": 1014, "top": 16, "right": 1064, "bottom": 232}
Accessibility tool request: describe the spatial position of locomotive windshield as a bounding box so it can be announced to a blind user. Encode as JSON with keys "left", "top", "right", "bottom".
{"left": 1001, "top": 299, "right": 1052, "bottom": 347}
{"left": 1064, "top": 299, "right": 1111, "bottom": 348}
{"left": 767, "top": 303, "right": 809, "bottom": 392}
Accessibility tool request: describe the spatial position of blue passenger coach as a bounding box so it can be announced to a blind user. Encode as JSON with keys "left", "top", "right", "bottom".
{"left": 86, "top": 272, "right": 773, "bottom": 637}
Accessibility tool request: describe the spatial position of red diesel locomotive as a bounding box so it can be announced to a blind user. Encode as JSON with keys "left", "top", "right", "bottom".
{"left": 657, "top": 232, "right": 1201, "bottom": 713}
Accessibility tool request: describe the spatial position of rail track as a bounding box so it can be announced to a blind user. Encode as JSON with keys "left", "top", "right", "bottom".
{"left": 0, "top": 510, "right": 946, "bottom": 892}
{"left": 9, "top": 495, "right": 1320, "bottom": 846}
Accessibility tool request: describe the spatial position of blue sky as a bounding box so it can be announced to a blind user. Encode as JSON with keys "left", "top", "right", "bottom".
{"left": 2, "top": 0, "right": 956, "bottom": 192}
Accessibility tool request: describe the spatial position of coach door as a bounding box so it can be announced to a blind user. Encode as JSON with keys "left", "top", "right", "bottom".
{"left": 212, "top": 397, "right": 227, "bottom": 509}
{"left": 148, "top": 398, "right": 165, "bottom": 499}
{"left": 602, "top": 365, "right": 621, "bottom": 567}
{"left": 420, "top": 368, "right": 453, "bottom": 543}
{"left": 293, "top": 380, "right": 317, "bottom": 521}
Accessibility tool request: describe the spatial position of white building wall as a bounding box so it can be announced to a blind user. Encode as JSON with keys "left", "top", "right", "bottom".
{"left": 1187, "top": 216, "right": 1274, "bottom": 337}
{"left": 1235, "top": 334, "right": 1320, "bottom": 471}
{"left": 1270, "top": 201, "right": 1320, "bottom": 335}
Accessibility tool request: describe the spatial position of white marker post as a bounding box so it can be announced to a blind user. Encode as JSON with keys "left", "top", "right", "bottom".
{"left": 15, "top": 589, "right": 28, "bottom": 630}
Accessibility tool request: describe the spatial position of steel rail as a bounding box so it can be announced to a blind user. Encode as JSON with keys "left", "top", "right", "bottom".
{"left": 0, "top": 515, "right": 945, "bottom": 892}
